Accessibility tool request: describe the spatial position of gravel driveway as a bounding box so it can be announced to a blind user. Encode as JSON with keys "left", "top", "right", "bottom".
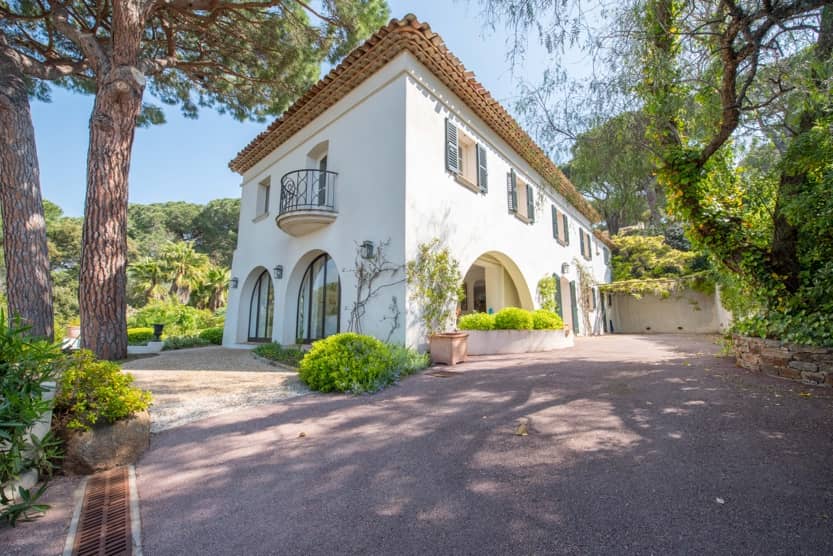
{"left": 122, "top": 346, "right": 306, "bottom": 432}
{"left": 137, "top": 335, "right": 833, "bottom": 555}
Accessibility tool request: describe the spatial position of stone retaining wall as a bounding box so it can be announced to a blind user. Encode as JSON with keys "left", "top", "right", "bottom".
{"left": 733, "top": 335, "right": 833, "bottom": 387}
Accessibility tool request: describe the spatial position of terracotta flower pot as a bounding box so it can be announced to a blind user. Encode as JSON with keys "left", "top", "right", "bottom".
{"left": 429, "top": 332, "right": 468, "bottom": 365}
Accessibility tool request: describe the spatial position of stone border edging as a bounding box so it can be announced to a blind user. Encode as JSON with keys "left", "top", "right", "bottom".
{"left": 733, "top": 334, "right": 833, "bottom": 387}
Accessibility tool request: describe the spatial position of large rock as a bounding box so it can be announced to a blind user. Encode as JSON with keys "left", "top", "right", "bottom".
{"left": 63, "top": 411, "right": 150, "bottom": 474}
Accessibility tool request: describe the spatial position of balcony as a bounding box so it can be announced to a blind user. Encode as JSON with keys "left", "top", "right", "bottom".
{"left": 276, "top": 169, "right": 338, "bottom": 236}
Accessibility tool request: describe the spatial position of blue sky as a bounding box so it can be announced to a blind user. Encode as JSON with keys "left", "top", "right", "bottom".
{"left": 31, "top": 1, "right": 571, "bottom": 216}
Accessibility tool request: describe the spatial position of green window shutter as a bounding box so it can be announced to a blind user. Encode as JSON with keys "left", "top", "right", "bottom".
{"left": 569, "top": 280, "right": 580, "bottom": 335}
{"left": 507, "top": 169, "right": 517, "bottom": 213}
{"left": 562, "top": 214, "right": 570, "bottom": 245}
{"left": 592, "top": 287, "right": 597, "bottom": 310}
{"left": 579, "top": 229, "right": 585, "bottom": 257}
{"left": 554, "top": 275, "right": 563, "bottom": 318}
{"left": 476, "top": 144, "right": 488, "bottom": 193}
{"left": 589, "top": 237, "right": 593, "bottom": 260}
{"left": 445, "top": 118, "right": 459, "bottom": 174}
{"left": 551, "top": 205, "right": 558, "bottom": 239}
{"left": 526, "top": 184, "right": 535, "bottom": 223}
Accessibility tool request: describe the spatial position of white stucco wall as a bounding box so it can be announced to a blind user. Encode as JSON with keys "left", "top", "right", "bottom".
{"left": 224, "top": 56, "right": 411, "bottom": 347}
{"left": 606, "top": 289, "right": 726, "bottom": 334}
{"left": 402, "top": 53, "right": 611, "bottom": 347}
{"left": 224, "top": 52, "right": 612, "bottom": 350}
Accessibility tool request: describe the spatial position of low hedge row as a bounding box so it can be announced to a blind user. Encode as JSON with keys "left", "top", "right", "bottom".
{"left": 458, "top": 308, "right": 564, "bottom": 331}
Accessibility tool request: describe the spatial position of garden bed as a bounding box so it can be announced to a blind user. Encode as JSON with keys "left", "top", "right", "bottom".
{"left": 466, "top": 329, "right": 573, "bottom": 355}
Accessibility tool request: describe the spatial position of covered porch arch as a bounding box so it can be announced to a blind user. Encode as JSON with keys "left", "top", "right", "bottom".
{"left": 460, "top": 251, "right": 534, "bottom": 314}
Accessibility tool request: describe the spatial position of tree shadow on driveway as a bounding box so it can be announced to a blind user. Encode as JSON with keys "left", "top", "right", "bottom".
{"left": 137, "top": 334, "right": 833, "bottom": 555}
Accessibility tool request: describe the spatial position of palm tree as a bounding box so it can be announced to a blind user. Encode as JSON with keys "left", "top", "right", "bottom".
{"left": 160, "top": 241, "right": 209, "bottom": 304}
{"left": 128, "top": 258, "right": 167, "bottom": 304}
{"left": 192, "top": 265, "right": 230, "bottom": 311}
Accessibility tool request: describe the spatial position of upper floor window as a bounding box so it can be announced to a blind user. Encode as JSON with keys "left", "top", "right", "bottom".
{"left": 255, "top": 177, "right": 270, "bottom": 219}
{"left": 506, "top": 169, "right": 535, "bottom": 223}
{"left": 603, "top": 246, "right": 610, "bottom": 264}
{"left": 579, "top": 228, "right": 593, "bottom": 260}
{"left": 445, "top": 118, "right": 487, "bottom": 193}
{"left": 551, "top": 205, "right": 570, "bottom": 245}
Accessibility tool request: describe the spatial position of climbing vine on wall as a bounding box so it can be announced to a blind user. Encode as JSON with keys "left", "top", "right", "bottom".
{"left": 536, "top": 275, "right": 558, "bottom": 312}
{"left": 345, "top": 239, "right": 404, "bottom": 340}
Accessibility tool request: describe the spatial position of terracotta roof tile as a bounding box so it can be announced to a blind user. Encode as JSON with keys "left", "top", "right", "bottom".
{"left": 229, "top": 14, "right": 600, "bottom": 223}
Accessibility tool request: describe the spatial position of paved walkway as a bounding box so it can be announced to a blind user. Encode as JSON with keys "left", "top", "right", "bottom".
{"left": 134, "top": 335, "right": 833, "bottom": 555}
{"left": 122, "top": 346, "right": 306, "bottom": 432}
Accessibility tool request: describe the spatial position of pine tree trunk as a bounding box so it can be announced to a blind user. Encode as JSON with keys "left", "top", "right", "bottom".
{"left": 0, "top": 52, "right": 54, "bottom": 339}
{"left": 79, "top": 1, "right": 145, "bottom": 359}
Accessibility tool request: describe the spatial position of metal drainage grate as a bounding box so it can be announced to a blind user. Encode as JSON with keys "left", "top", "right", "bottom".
{"left": 73, "top": 467, "right": 132, "bottom": 556}
{"left": 427, "top": 370, "right": 461, "bottom": 378}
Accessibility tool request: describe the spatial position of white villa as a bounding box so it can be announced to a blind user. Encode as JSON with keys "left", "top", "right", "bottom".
{"left": 222, "top": 14, "right": 612, "bottom": 350}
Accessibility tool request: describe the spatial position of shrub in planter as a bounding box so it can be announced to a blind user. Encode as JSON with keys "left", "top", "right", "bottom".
{"left": 54, "top": 350, "right": 151, "bottom": 432}
{"left": 458, "top": 312, "right": 495, "bottom": 330}
{"left": 298, "top": 333, "right": 427, "bottom": 394}
{"left": 127, "top": 327, "right": 156, "bottom": 345}
{"left": 198, "top": 327, "right": 224, "bottom": 345}
{"left": 0, "top": 314, "right": 63, "bottom": 525}
{"left": 494, "top": 307, "right": 534, "bottom": 330}
{"left": 532, "top": 310, "right": 564, "bottom": 330}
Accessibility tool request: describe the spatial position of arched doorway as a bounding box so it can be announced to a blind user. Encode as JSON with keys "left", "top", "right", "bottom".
{"left": 296, "top": 253, "right": 340, "bottom": 343}
{"left": 248, "top": 269, "right": 274, "bottom": 342}
{"left": 460, "top": 252, "right": 533, "bottom": 314}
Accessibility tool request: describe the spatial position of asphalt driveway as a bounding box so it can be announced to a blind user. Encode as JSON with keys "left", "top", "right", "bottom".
{"left": 137, "top": 334, "right": 833, "bottom": 555}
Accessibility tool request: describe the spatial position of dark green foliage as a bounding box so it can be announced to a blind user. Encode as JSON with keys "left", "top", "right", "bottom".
{"left": 198, "top": 327, "right": 224, "bottom": 345}
{"left": 127, "top": 328, "right": 156, "bottom": 345}
{"left": 532, "top": 310, "right": 564, "bottom": 330}
{"left": 298, "top": 333, "right": 428, "bottom": 394}
{"left": 54, "top": 350, "right": 151, "bottom": 432}
{"left": 494, "top": 307, "right": 534, "bottom": 330}
{"left": 161, "top": 336, "right": 211, "bottom": 351}
{"left": 0, "top": 314, "right": 63, "bottom": 525}
{"left": 253, "top": 342, "right": 305, "bottom": 368}
{"left": 458, "top": 313, "right": 495, "bottom": 330}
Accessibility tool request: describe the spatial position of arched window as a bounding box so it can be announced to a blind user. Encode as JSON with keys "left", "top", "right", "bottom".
{"left": 296, "top": 254, "right": 340, "bottom": 343}
{"left": 248, "top": 270, "right": 274, "bottom": 342}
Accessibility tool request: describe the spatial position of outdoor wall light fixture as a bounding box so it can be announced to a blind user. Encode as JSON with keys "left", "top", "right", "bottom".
{"left": 273, "top": 265, "right": 284, "bottom": 279}
{"left": 561, "top": 262, "right": 570, "bottom": 275}
{"left": 230, "top": 277, "right": 239, "bottom": 289}
{"left": 360, "top": 240, "right": 374, "bottom": 259}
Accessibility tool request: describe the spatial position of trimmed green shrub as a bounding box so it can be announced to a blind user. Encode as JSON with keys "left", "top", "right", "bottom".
{"left": 494, "top": 307, "right": 534, "bottom": 330}
{"left": 253, "top": 342, "right": 305, "bottom": 367}
{"left": 458, "top": 312, "right": 495, "bottom": 330}
{"left": 198, "top": 327, "right": 224, "bottom": 345}
{"left": 54, "top": 350, "right": 151, "bottom": 432}
{"left": 1, "top": 313, "right": 63, "bottom": 525}
{"left": 128, "top": 300, "right": 221, "bottom": 337}
{"left": 162, "top": 336, "right": 211, "bottom": 350}
{"left": 298, "top": 333, "right": 427, "bottom": 394}
{"left": 532, "top": 310, "right": 564, "bottom": 330}
{"left": 127, "top": 327, "right": 156, "bottom": 345}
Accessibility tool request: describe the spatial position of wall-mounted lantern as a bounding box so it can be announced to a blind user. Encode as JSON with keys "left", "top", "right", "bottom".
{"left": 273, "top": 265, "right": 284, "bottom": 279}
{"left": 230, "top": 277, "right": 239, "bottom": 289}
{"left": 360, "top": 240, "right": 374, "bottom": 259}
{"left": 561, "top": 262, "right": 570, "bottom": 275}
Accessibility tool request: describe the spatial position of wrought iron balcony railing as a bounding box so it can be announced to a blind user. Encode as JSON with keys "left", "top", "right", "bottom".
{"left": 279, "top": 169, "right": 338, "bottom": 214}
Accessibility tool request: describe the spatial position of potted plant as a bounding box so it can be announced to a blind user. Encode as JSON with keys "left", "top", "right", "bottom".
{"left": 407, "top": 239, "right": 467, "bottom": 365}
